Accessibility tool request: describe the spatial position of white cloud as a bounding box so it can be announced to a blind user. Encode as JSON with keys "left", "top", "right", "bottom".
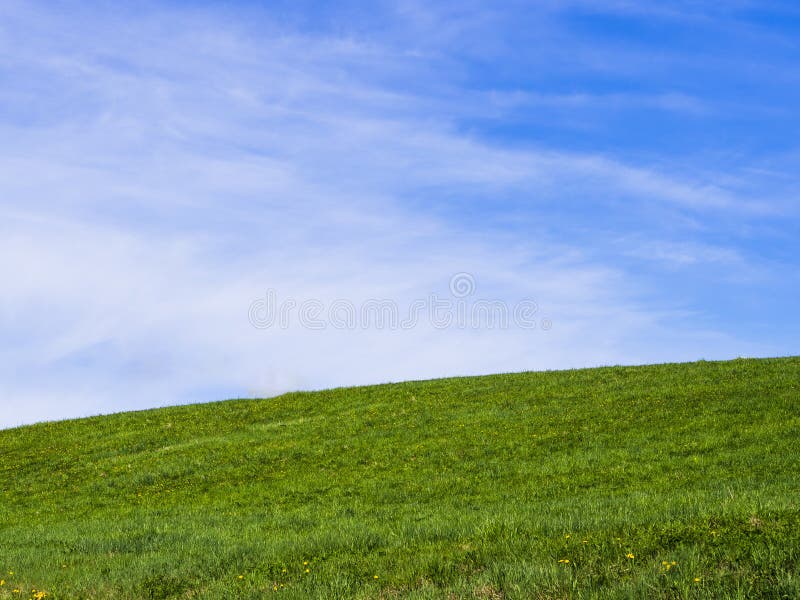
{"left": 0, "top": 2, "right": 787, "bottom": 428}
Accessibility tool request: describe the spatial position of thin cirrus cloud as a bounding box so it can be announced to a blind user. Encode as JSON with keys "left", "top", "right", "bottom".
{"left": 0, "top": 1, "right": 798, "bottom": 428}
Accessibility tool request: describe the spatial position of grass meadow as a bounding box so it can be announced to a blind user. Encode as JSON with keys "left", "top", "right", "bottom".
{"left": 1, "top": 356, "right": 798, "bottom": 598}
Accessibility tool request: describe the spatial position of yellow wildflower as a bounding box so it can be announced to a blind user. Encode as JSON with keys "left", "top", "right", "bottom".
{"left": 626, "top": 553, "right": 635, "bottom": 559}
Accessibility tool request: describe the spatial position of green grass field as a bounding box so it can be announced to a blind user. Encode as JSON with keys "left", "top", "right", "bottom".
{"left": 1, "top": 356, "right": 799, "bottom": 599}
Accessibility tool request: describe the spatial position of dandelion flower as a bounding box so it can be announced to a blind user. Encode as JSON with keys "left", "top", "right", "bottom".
{"left": 558, "top": 559, "right": 570, "bottom": 564}
{"left": 694, "top": 578, "right": 701, "bottom": 583}
{"left": 626, "top": 553, "right": 635, "bottom": 559}
{"left": 374, "top": 575, "right": 379, "bottom": 580}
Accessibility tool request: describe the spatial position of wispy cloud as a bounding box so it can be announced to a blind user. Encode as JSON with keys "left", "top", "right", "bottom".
{"left": 0, "top": 1, "right": 797, "bottom": 428}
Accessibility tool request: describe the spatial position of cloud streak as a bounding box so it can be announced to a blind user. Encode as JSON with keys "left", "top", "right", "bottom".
{"left": 0, "top": 1, "right": 797, "bottom": 428}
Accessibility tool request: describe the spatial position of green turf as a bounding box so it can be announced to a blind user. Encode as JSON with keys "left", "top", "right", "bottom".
{"left": 1, "top": 356, "right": 799, "bottom": 599}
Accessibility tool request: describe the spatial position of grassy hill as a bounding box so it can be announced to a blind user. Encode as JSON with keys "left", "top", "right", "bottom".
{"left": 1, "top": 357, "right": 799, "bottom": 599}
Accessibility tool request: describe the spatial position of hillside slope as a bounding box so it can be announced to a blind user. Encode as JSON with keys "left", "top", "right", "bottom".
{"left": 1, "top": 357, "right": 799, "bottom": 599}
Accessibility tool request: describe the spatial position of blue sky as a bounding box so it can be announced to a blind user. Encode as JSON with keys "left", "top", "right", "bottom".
{"left": 1, "top": 0, "right": 798, "bottom": 428}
